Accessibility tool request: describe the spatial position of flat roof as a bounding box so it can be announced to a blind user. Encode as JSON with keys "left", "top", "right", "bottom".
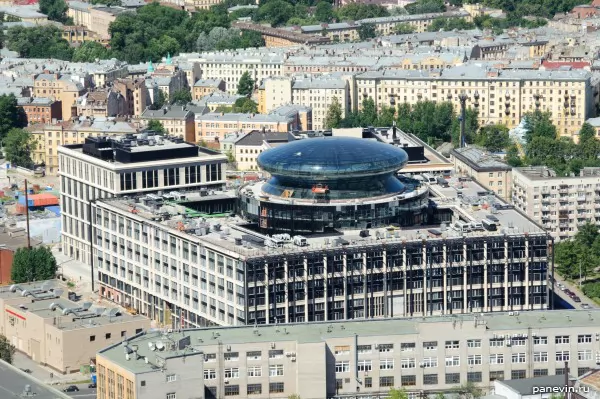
{"left": 451, "top": 147, "right": 512, "bottom": 171}
{"left": 99, "top": 309, "right": 600, "bottom": 374}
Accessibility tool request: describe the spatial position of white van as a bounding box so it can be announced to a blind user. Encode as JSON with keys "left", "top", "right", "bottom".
{"left": 422, "top": 173, "right": 437, "bottom": 184}
{"left": 453, "top": 221, "right": 471, "bottom": 233}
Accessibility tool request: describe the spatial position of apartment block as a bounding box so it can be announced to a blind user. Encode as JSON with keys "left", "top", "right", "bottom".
{"left": 76, "top": 89, "right": 127, "bottom": 118}
{"left": 58, "top": 135, "right": 226, "bottom": 265}
{"left": 451, "top": 147, "right": 512, "bottom": 201}
{"left": 18, "top": 97, "right": 62, "bottom": 125}
{"left": 140, "top": 105, "right": 196, "bottom": 143}
{"left": 28, "top": 118, "right": 140, "bottom": 174}
{"left": 0, "top": 280, "right": 149, "bottom": 374}
{"left": 194, "top": 112, "right": 294, "bottom": 142}
{"left": 221, "top": 130, "right": 295, "bottom": 171}
{"left": 512, "top": 166, "right": 600, "bottom": 240}
{"left": 33, "top": 73, "right": 88, "bottom": 122}
{"left": 355, "top": 66, "right": 594, "bottom": 139}
{"left": 113, "top": 78, "right": 153, "bottom": 117}
{"left": 193, "top": 79, "right": 226, "bottom": 100}
{"left": 96, "top": 309, "right": 599, "bottom": 399}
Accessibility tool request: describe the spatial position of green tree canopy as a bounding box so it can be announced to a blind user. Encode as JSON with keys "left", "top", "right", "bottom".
{"left": 4, "top": 128, "right": 35, "bottom": 168}
{"left": 388, "top": 388, "right": 409, "bottom": 399}
{"left": 324, "top": 96, "right": 343, "bottom": 129}
{"left": 170, "top": 88, "right": 192, "bottom": 105}
{"left": 357, "top": 23, "right": 376, "bottom": 40}
{"left": 314, "top": 1, "right": 334, "bottom": 22}
{"left": 405, "top": 0, "right": 445, "bottom": 14}
{"left": 232, "top": 97, "right": 258, "bottom": 113}
{"left": 336, "top": 3, "right": 389, "bottom": 20}
{"left": 255, "top": 0, "right": 295, "bottom": 26}
{"left": 147, "top": 120, "right": 166, "bottom": 134}
{"left": 10, "top": 246, "right": 58, "bottom": 284}
{"left": 237, "top": 71, "right": 255, "bottom": 96}
{"left": 506, "top": 144, "right": 523, "bottom": 167}
{"left": 39, "top": 0, "right": 72, "bottom": 24}
{"left": 0, "top": 94, "right": 26, "bottom": 140}
{"left": 555, "top": 222, "right": 600, "bottom": 281}
{"left": 0, "top": 335, "right": 15, "bottom": 364}
{"left": 151, "top": 91, "right": 167, "bottom": 110}
{"left": 579, "top": 122, "right": 596, "bottom": 144}
{"left": 451, "top": 108, "right": 479, "bottom": 146}
{"left": 476, "top": 124, "right": 510, "bottom": 152}
{"left": 394, "top": 23, "right": 415, "bottom": 34}
{"left": 71, "top": 41, "right": 112, "bottom": 63}
{"left": 6, "top": 26, "right": 73, "bottom": 60}
{"left": 427, "top": 17, "right": 475, "bottom": 31}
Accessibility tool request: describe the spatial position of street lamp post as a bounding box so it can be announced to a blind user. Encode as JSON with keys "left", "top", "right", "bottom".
{"left": 458, "top": 92, "right": 468, "bottom": 148}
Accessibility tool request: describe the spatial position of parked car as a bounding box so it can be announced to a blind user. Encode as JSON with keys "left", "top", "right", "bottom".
{"left": 564, "top": 289, "right": 573, "bottom": 296}
{"left": 568, "top": 291, "right": 577, "bottom": 298}
{"left": 486, "top": 215, "right": 499, "bottom": 222}
{"left": 581, "top": 303, "right": 591, "bottom": 309}
{"left": 20, "top": 368, "right": 31, "bottom": 373}
{"left": 573, "top": 296, "right": 581, "bottom": 302}
{"left": 557, "top": 283, "right": 566, "bottom": 290}
{"left": 88, "top": 383, "right": 97, "bottom": 389}
{"left": 63, "top": 386, "right": 79, "bottom": 392}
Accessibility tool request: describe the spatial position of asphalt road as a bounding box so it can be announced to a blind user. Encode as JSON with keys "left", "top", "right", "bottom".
{"left": 0, "top": 360, "right": 70, "bottom": 398}
{"left": 552, "top": 275, "right": 596, "bottom": 309}
{"left": 62, "top": 385, "right": 96, "bottom": 399}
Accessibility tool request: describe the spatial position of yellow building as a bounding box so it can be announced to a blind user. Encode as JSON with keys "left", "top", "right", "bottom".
{"left": 195, "top": 112, "right": 293, "bottom": 143}
{"left": 28, "top": 119, "right": 140, "bottom": 174}
{"left": 33, "top": 73, "right": 88, "bottom": 122}
{"left": 355, "top": 66, "right": 594, "bottom": 139}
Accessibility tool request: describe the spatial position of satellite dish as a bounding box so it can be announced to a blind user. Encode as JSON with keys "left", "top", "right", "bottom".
{"left": 156, "top": 341, "right": 165, "bottom": 351}
{"left": 149, "top": 342, "right": 156, "bottom": 351}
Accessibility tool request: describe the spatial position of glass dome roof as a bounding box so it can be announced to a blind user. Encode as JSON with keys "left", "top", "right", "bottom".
{"left": 257, "top": 137, "right": 409, "bottom": 179}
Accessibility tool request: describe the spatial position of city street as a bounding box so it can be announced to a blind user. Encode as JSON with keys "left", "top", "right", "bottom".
{"left": 552, "top": 274, "right": 596, "bottom": 309}
{"left": 61, "top": 385, "right": 96, "bottom": 399}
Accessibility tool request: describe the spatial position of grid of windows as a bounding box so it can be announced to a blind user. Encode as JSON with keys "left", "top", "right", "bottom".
{"left": 512, "top": 353, "right": 526, "bottom": 363}
{"left": 578, "top": 335, "right": 592, "bottom": 343}
{"left": 401, "top": 358, "right": 416, "bottom": 369}
{"left": 556, "top": 351, "right": 570, "bottom": 362}
{"left": 380, "top": 359, "right": 394, "bottom": 370}
{"left": 357, "top": 360, "right": 372, "bottom": 372}
{"left": 269, "top": 383, "right": 284, "bottom": 393}
{"left": 380, "top": 377, "right": 395, "bottom": 387}
{"left": 490, "top": 371, "right": 505, "bottom": 381}
{"left": 269, "top": 365, "right": 284, "bottom": 376}
{"left": 422, "top": 357, "right": 438, "bottom": 368}
{"left": 579, "top": 350, "right": 592, "bottom": 361}
{"left": 534, "top": 369, "right": 549, "bottom": 377}
{"left": 489, "top": 354, "right": 504, "bottom": 364}
{"left": 445, "top": 373, "right": 460, "bottom": 384}
{"left": 335, "top": 361, "right": 350, "bottom": 373}
{"left": 224, "top": 385, "right": 239, "bottom": 396}
{"left": 445, "top": 340, "right": 460, "bottom": 349}
{"left": 467, "top": 372, "right": 482, "bottom": 383}
{"left": 534, "top": 336, "right": 548, "bottom": 345}
{"left": 467, "top": 355, "right": 482, "bottom": 365}
{"left": 423, "top": 341, "right": 437, "bottom": 350}
{"left": 556, "top": 335, "right": 570, "bottom": 344}
{"left": 511, "top": 370, "right": 527, "bottom": 380}
{"left": 423, "top": 374, "right": 438, "bottom": 385}
{"left": 467, "top": 339, "right": 482, "bottom": 348}
{"left": 533, "top": 352, "right": 548, "bottom": 362}
{"left": 401, "top": 375, "right": 416, "bottom": 387}
{"left": 247, "top": 384, "right": 262, "bottom": 395}
{"left": 445, "top": 356, "right": 460, "bottom": 367}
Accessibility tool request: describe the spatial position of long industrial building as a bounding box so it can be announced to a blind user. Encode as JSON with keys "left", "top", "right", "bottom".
{"left": 96, "top": 310, "right": 600, "bottom": 399}
{"left": 90, "top": 136, "right": 552, "bottom": 329}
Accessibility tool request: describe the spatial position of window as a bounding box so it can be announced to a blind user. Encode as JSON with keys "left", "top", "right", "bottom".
{"left": 247, "top": 384, "right": 262, "bottom": 395}
{"left": 534, "top": 369, "right": 549, "bottom": 377}
{"left": 401, "top": 358, "right": 416, "bottom": 369}
{"left": 364, "top": 377, "right": 372, "bottom": 388}
{"left": 467, "top": 372, "right": 482, "bottom": 383}
{"left": 247, "top": 351, "right": 261, "bottom": 360}
{"left": 105, "top": 333, "right": 111, "bottom": 339}
{"left": 357, "top": 345, "right": 372, "bottom": 354}
{"left": 166, "top": 394, "right": 176, "bottom": 399}
{"left": 204, "top": 369, "right": 216, "bottom": 380}
{"left": 166, "top": 374, "right": 176, "bottom": 382}
{"left": 489, "top": 354, "right": 504, "bottom": 364}
{"left": 224, "top": 385, "right": 239, "bottom": 396}
{"left": 380, "top": 376, "right": 395, "bottom": 387}
{"left": 512, "top": 353, "right": 526, "bottom": 363}
{"left": 556, "top": 351, "right": 570, "bottom": 361}
{"left": 422, "top": 357, "right": 438, "bottom": 368}
{"left": 378, "top": 344, "right": 393, "bottom": 352}
{"left": 578, "top": 335, "right": 592, "bottom": 343}
{"left": 579, "top": 350, "right": 592, "bottom": 361}
{"left": 446, "top": 373, "right": 460, "bottom": 384}
{"left": 489, "top": 338, "right": 504, "bottom": 347}
{"left": 445, "top": 340, "right": 459, "bottom": 349}
{"left": 512, "top": 338, "right": 526, "bottom": 346}
{"left": 579, "top": 367, "right": 590, "bottom": 377}
{"left": 247, "top": 366, "right": 262, "bottom": 377}
{"left": 556, "top": 335, "right": 570, "bottom": 344}
{"left": 90, "top": 335, "right": 96, "bottom": 342}
{"left": 269, "top": 383, "right": 284, "bottom": 393}
{"left": 468, "top": 355, "right": 482, "bottom": 365}
{"left": 423, "top": 341, "right": 437, "bottom": 350}
{"left": 269, "top": 365, "right": 284, "bottom": 376}
{"left": 533, "top": 352, "right": 548, "bottom": 362}
{"left": 224, "top": 368, "right": 239, "bottom": 379}
{"left": 401, "top": 343, "right": 416, "bottom": 352}
{"left": 380, "top": 359, "right": 394, "bottom": 370}
{"left": 467, "top": 339, "right": 481, "bottom": 348}
{"left": 445, "top": 356, "right": 460, "bottom": 367}
{"left": 490, "top": 371, "right": 504, "bottom": 381}
{"left": 224, "top": 352, "right": 239, "bottom": 361}
{"left": 401, "top": 375, "right": 416, "bottom": 386}
{"left": 534, "top": 336, "right": 548, "bottom": 345}
{"left": 269, "top": 350, "right": 283, "bottom": 359}
{"left": 511, "top": 370, "right": 526, "bottom": 380}
{"left": 335, "top": 361, "right": 350, "bottom": 373}
{"left": 335, "top": 345, "right": 350, "bottom": 355}
{"left": 424, "top": 374, "right": 438, "bottom": 385}
{"left": 357, "top": 360, "right": 372, "bottom": 372}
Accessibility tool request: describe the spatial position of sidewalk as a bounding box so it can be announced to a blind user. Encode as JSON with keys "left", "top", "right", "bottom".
{"left": 11, "top": 352, "right": 91, "bottom": 386}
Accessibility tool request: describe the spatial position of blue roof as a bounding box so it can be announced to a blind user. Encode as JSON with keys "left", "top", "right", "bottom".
{"left": 257, "top": 137, "right": 408, "bottom": 179}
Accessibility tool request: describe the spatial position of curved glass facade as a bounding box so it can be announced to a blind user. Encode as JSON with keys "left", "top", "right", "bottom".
{"left": 257, "top": 137, "right": 409, "bottom": 179}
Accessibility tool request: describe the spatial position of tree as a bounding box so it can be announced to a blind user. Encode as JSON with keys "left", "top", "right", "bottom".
{"left": 10, "top": 246, "right": 57, "bottom": 284}
{"left": 336, "top": 3, "right": 389, "bottom": 20}
{"left": 579, "top": 123, "right": 596, "bottom": 144}
{"left": 6, "top": 26, "right": 73, "bottom": 60}
{"left": 39, "top": 0, "right": 72, "bottom": 24}
{"left": 314, "top": 1, "right": 334, "bottom": 22}
{"left": 255, "top": 0, "right": 295, "bottom": 27}
{"left": 476, "top": 124, "right": 510, "bottom": 152}
{"left": 147, "top": 120, "right": 166, "bottom": 134}
{"left": 360, "top": 98, "right": 378, "bottom": 126}
{"left": 324, "top": 97, "right": 343, "bottom": 129}
{"left": 394, "top": 23, "right": 415, "bottom": 34}
{"left": 170, "top": 88, "right": 192, "bottom": 105}
{"left": 388, "top": 388, "right": 409, "bottom": 399}
{"left": 451, "top": 108, "right": 479, "bottom": 146}
{"left": 151, "top": 91, "right": 167, "bottom": 110}
{"left": 427, "top": 17, "right": 475, "bottom": 31}
{"left": 405, "top": 0, "right": 444, "bottom": 14}
{"left": 524, "top": 110, "right": 557, "bottom": 143}
{"left": 237, "top": 71, "right": 254, "bottom": 96}
{"left": 358, "top": 23, "right": 377, "bottom": 40}
{"left": 225, "top": 149, "right": 236, "bottom": 165}
{"left": 71, "top": 41, "right": 112, "bottom": 62}
{"left": 232, "top": 97, "right": 258, "bottom": 113}
{"left": 506, "top": 144, "right": 522, "bottom": 167}
{"left": 4, "top": 129, "right": 35, "bottom": 168}
{"left": 453, "top": 381, "right": 483, "bottom": 399}
{"left": 0, "top": 94, "right": 26, "bottom": 139}
{"left": 0, "top": 335, "right": 15, "bottom": 364}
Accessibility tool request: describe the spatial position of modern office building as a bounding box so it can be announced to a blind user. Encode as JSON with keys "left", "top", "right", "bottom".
{"left": 58, "top": 134, "right": 227, "bottom": 265}
{"left": 0, "top": 280, "right": 150, "bottom": 374}
{"left": 96, "top": 309, "right": 600, "bottom": 399}
{"left": 92, "top": 136, "right": 551, "bottom": 329}
{"left": 512, "top": 166, "right": 600, "bottom": 241}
